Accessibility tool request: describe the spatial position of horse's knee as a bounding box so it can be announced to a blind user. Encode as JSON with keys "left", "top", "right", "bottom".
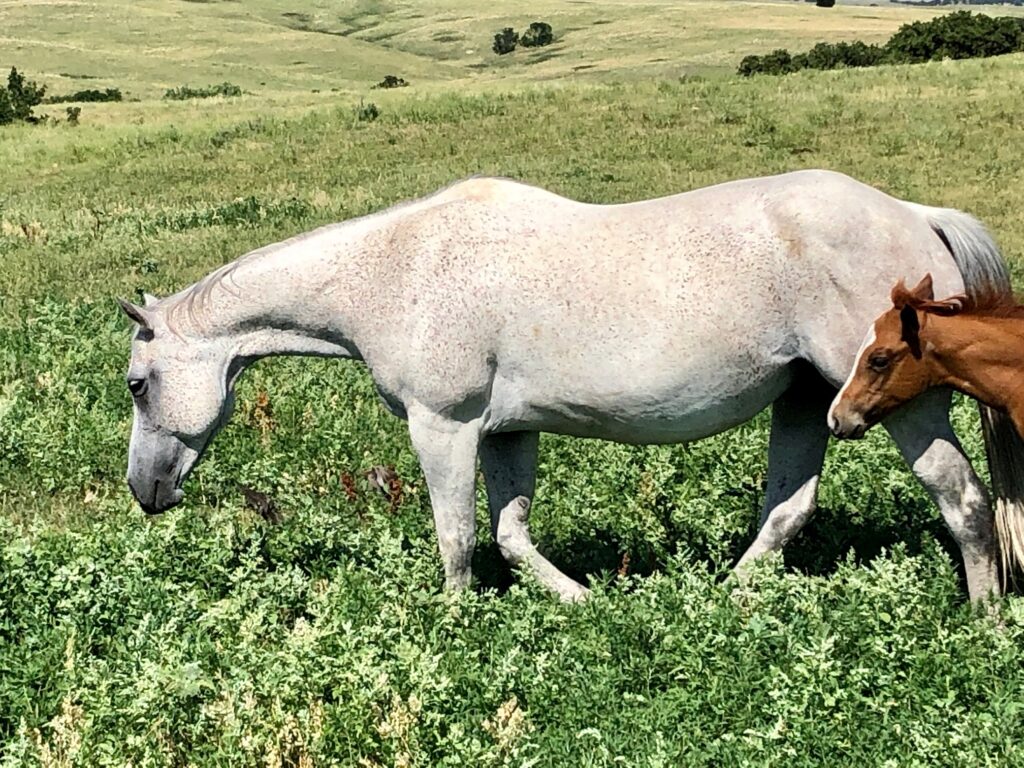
{"left": 495, "top": 496, "right": 532, "bottom": 564}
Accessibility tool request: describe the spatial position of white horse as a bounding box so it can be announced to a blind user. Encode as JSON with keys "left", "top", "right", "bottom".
{"left": 119, "top": 170, "right": 1024, "bottom": 602}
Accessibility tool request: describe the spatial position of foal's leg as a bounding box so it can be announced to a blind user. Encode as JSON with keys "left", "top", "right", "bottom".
{"left": 479, "top": 431, "right": 589, "bottom": 602}
{"left": 735, "top": 377, "right": 833, "bottom": 572}
{"left": 407, "top": 408, "right": 482, "bottom": 590}
{"left": 883, "top": 389, "right": 999, "bottom": 602}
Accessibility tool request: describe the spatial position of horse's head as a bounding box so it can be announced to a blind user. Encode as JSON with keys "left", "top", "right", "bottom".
{"left": 119, "top": 296, "right": 239, "bottom": 513}
{"left": 828, "top": 273, "right": 965, "bottom": 439}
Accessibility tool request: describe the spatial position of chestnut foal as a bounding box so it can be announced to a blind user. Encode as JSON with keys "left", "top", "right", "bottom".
{"left": 830, "top": 273, "right": 1024, "bottom": 581}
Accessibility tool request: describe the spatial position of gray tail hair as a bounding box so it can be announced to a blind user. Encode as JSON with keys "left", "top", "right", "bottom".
{"left": 907, "top": 201, "right": 1024, "bottom": 590}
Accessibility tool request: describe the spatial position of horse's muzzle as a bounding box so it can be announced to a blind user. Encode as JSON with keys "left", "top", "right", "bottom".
{"left": 128, "top": 478, "right": 183, "bottom": 515}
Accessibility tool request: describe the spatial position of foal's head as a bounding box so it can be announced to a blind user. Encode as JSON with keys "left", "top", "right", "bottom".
{"left": 119, "top": 296, "right": 239, "bottom": 514}
{"left": 828, "top": 274, "right": 965, "bottom": 439}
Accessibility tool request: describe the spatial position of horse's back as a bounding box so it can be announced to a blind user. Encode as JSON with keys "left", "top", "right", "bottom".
{"left": 382, "top": 171, "right": 970, "bottom": 433}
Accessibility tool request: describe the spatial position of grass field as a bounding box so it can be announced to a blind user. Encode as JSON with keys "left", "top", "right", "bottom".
{"left": 0, "top": 0, "right": 1001, "bottom": 97}
{"left": 4, "top": 2, "right": 1024, "bottom": 766}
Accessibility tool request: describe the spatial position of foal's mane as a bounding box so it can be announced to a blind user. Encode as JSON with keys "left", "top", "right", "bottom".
{"left": 924, "top": 291, "right": 1024, "bottom": 320}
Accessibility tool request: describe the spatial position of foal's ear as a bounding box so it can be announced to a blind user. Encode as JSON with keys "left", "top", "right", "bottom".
{"left": 117, "top": 298, "right": 152, "bottom": 329}
{"left": 891, "top": 274, "right": 935, "bottom": 309}
{"left": 900, "top": 303, "right": 922, "bottom": 358}
{"left": 143, "top": 292, "right": 160, "bottom": 308}
{"left": 909, "top": 273, "right": 935, "bottom": 302}
{"left": 891, "top": 279, "right": 912, "bottom": 308}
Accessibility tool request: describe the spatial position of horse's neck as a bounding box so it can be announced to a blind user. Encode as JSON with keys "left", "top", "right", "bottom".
{"left": 929, "top": 314, "right": 1024, "bottom": 412}
{"left": 185, "top": 219, "right": 393, "bottom": 362}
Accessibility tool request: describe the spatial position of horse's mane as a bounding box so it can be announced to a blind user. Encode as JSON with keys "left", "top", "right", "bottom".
{"left": 159, "top": 176, "right": 511, "bottom": 333}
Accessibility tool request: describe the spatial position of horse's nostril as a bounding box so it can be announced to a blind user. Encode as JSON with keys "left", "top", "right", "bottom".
{"left": 128, "top": 478, "right": 160, "bottom": 514}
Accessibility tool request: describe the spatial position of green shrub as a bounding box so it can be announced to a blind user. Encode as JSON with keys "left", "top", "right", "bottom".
{"left": 737, "top": 49, "right": 798, "bottom": 77}
{"left": 356, "top": 101, "right": 380, "bottom": 122}
{"left": 46, "top": 87, "right": 122, "bottom": 104}
{"left": 373, "top": 75, "right": 409, "bottom": 89}
{"left": 520, "top": 21, "right": 554, "bottom": 48}
{"left": 885, "top": 10, "right": 1024, "bottom": 63}
{"left": 798, "top": 41, "right": 887, "bottom": 70}
{"left": 492, "top": 27, "right": 518, "bottom": 55}
{"left": 65, "top": 106, "right": 81, "bottom": 126}
{"left": 163, "top": 82, "right": 242, "bottom": 100}
{"left": 816, "top": 0, "right": 836, "bottom": 7}
{"left": 0, "top": 67, "right": 46, "bottom": 125}
{"left": 739, "top": 11, "right": 1024, "bottom": 76}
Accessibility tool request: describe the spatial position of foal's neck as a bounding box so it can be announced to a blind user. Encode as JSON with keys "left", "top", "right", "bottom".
{"left": 928, "top": 313, "right": 1024, "bottom": 421}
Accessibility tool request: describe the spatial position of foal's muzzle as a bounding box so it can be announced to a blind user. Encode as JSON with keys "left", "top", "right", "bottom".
{"left": 827, "top": 408, "right": 869, "bottom": 440}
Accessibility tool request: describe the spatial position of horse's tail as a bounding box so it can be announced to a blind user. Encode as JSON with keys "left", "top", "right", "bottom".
{"left": 906, "top": 201, "right": 1024, "bottom": 589}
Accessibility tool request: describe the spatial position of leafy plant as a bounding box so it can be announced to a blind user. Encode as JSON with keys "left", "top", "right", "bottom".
{"left": 520, "top": 21, "right": 554, "bottom": 48}
{"left": 739, "top": 11, "right": 1024, "bottom": 76}
{"left": 164, "top": 82, "right": 242, "bottom": 100}
{"left": 0, "top": 67, "right": 46, "bottom": 125}
{"left": 46, "top": 87, "right": 122, "bottom": 104}
{"left": 492, "top": 27, "right": 519, "bottom": 55}
{"left": 356, "top": 101, "right": 380, "bottom": 122}
{"left": 374, "top": 75, "right": 409, "bottom": 89}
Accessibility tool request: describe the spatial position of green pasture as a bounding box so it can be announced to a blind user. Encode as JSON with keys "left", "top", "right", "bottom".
{"left": 0, "top": 0, "right": 995, "bottom": 97}
{"left": 3, "top": 2, "right": 1024, "bottom": 765}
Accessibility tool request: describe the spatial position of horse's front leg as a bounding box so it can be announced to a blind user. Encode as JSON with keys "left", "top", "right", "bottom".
{"left": 479, "top": 431, "right": 589, "bottom": 602}
{"left": 407, "top": 407, "right": 482, "bottom": 590}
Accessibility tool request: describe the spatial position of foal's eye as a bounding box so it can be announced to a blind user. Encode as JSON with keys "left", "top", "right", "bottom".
{"left": 127, "top": 377, "right": 148, "bottom": 397}
{"left": 868, "top": 354, "right": 891, "bottom": 372}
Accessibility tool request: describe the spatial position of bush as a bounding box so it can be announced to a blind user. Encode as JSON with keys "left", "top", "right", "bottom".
{"left": 66, "top": 106, "right": 81, "bottom": 126}
{"left": 816, "top": 0, "right": 836, "bottom": 7}
{"left": 885, "top": 10, "right": 1024, "bottom": 63}
{"left": 492, "top": 27, "right": 518, "bottom": 55}
{"left": 520, "top": 21, "right": 554, "bottom": 48}
{"left": 800, "top": 41, "right": 887, "bottom": 70}
{"left": 738, "top": 11, "right": 1024, "bottom": 76}
{"left": 163, "top": 82, "right": 242, "bottom": 100}
{"left": 356, "top": 101, "right": 380, "bottom": 122}
{"left": 46, "top": 88, "right": 122, "bottom": 104}
{"left": 0, "top": 67, "right": 46, "bottom": 125}
{"left": 373, "top": 75, "right": 408, "bottom": 89}
{"left": 737, "top": 49, "right": 798, "bottom": 76}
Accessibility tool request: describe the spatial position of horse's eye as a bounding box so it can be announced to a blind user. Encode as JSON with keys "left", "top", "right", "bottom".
{"left": 868, "top": 354, "right": 891, "bottom": 372}
{"left": 127, "top": 377, "right": 148, "bottom": 397}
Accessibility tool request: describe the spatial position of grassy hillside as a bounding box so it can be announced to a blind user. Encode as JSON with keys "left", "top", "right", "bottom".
{"left": 4, "top": 4, "right": 1024, "bottom": 766}
{"left": 0, "top": 0, "right": 994, "bottom": 97}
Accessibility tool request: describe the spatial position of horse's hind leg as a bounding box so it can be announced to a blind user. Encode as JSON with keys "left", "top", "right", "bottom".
{"left": 882, "top": 388, "right": 998, "bottom": 602}
{"left": 479, "top": 431, "right": 589, "bottom": 602}
{"left": 735, "top": 375, "right": 833, "bottom": 573}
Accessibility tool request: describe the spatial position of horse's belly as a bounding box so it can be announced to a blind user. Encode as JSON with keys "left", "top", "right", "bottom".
{"left": 485, "top": 364, "right": 793, "bottom": 444}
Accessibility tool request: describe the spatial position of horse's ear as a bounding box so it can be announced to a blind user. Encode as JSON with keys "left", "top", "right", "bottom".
{"left": 910, "top": 273, "right": 934, "bottom": 302}
{"left": 143, "top": 292, "right": 159, "bottom": 308}
{"left": 900, "top": 303, "right": 922, "bottom": 358}
{"left": 117, "top": 298, "right": 152, "bottom": 329}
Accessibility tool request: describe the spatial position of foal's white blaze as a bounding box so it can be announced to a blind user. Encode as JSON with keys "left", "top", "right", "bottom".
{"left": 828, "top": 323, "right": 877, "bottom": 433}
